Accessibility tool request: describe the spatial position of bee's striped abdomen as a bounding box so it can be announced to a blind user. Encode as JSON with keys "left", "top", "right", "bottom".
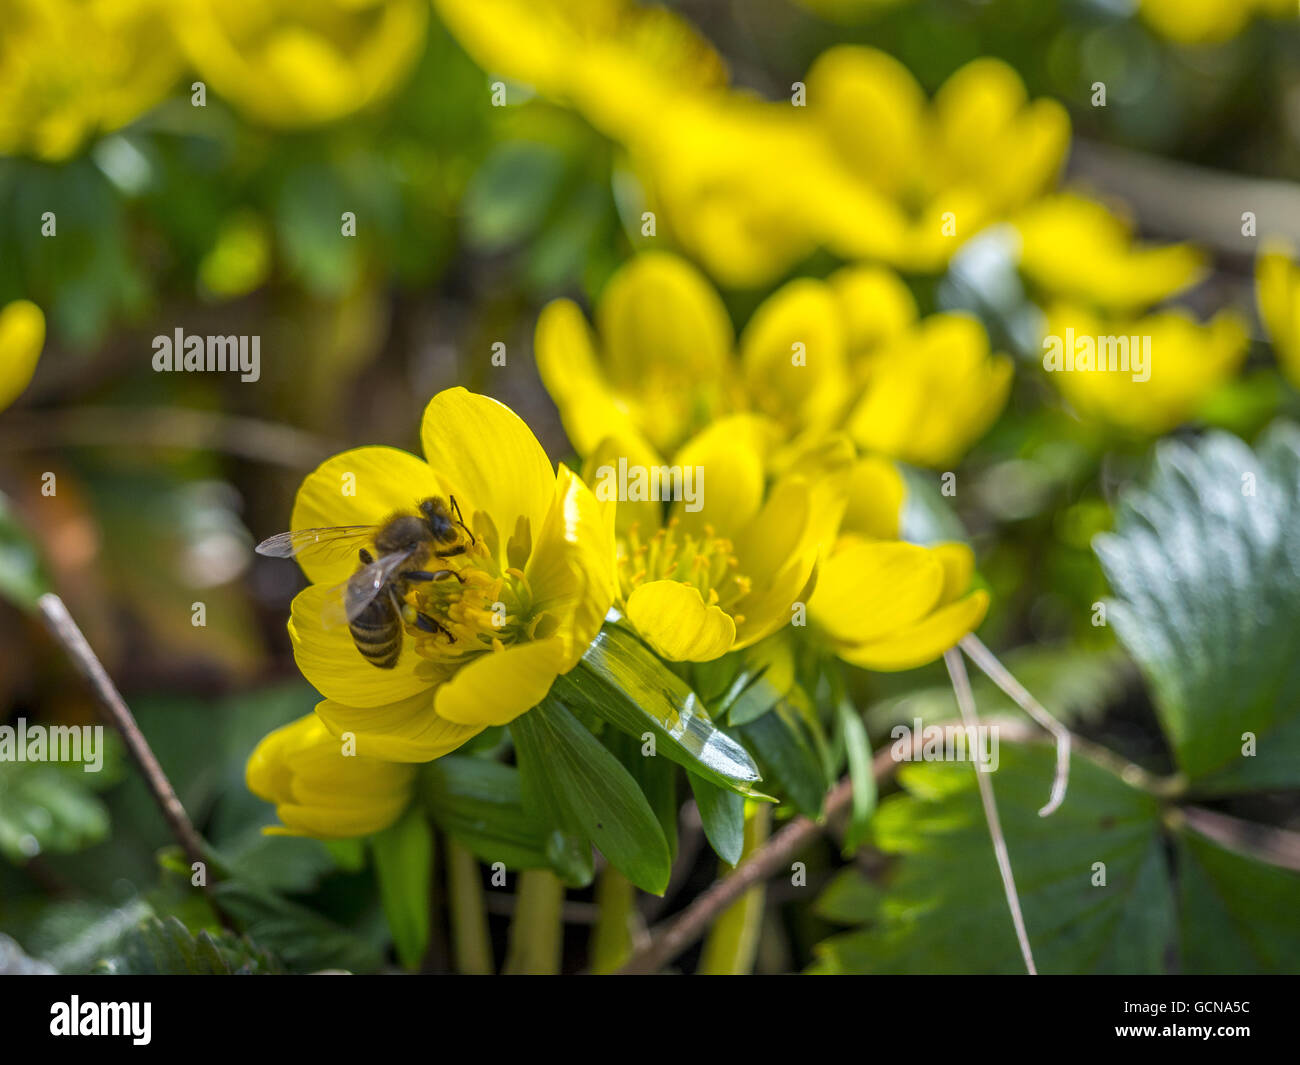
{"left": 349, "top": 597, "right": 402, "bottom": 669}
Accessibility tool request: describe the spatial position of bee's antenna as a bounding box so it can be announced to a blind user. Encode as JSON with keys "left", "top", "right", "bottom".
{"left": 449, "top": 495, "right": 476, "bottom": 546}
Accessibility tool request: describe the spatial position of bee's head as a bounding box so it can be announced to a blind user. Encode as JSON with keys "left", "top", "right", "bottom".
{"left": 375, "top": 514, "right": 431, "bottom": 555}
{"left": 418, "top": 497, "right": 459, "bottom": 543}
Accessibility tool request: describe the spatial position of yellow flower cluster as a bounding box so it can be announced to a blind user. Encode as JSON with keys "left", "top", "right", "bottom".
{"left": 0, "top": 0, "right": 429, "bottom": 161}
{"left": 536, "top": 252, "right": 991, "bottom": 673}
{"left": 434, "top": 0, "right": 1068, "bottom": 287}
{"left": 1017, "top": 193, "right": 1248, "bottom": 434}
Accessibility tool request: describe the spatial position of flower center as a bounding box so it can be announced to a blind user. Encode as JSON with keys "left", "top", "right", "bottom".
{"left": 617, "top": 517, "right": 752, "bottom": 624}
{"left": 399, "top": 514, "right": 556, "bottom": 670}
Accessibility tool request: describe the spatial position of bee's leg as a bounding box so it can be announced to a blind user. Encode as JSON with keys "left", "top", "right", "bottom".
{"left": 407, "top": 568, "right": 463, "bottom": 583}
{"left": 360, "top": 548, "right": 375, "bottom": 564}
{"left": 434, "top": 544, "right": 467, "bottom": 559}
{"left": 449, "top": 495, "right": 476, "bottom": 545}
{"left": 413, "top": 612, "right": 455, "bottom": 643}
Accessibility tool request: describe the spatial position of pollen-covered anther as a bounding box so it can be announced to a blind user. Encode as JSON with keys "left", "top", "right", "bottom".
{"left": 617, "top": 517, "right": 751, "bottom": 616}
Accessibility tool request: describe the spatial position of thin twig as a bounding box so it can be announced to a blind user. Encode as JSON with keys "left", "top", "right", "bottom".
{"left": 961, "top": 634, "right": 1071, "bottom": 817}
{"left": 36, "top": 593, "right": 229, "bottom": 925}
{"left": 945, "top": 648, "right": 1037, "bottom": 976}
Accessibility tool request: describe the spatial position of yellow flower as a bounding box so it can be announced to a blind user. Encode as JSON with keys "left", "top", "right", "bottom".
{"left": 1138, "top": 0, "right": 1293, "bottom": 44}
{"left": 535, "top": 252, "right": 738, "bottom": 458}
{"left": 1256, "top": 241, "right": 1300, "bottom": 388}
{"left": 0, "top": 300, "right": 45, "bottom": 412}
{"left": 1042, "top": 303, "right": 1249, "bottom": 435}
{"left": 806, "top": 456, "right": 988, "bottom": 671}
{"left": 586, "top": 416, "right": 834, "bottom": 663}
{"left": 283, "top": 387, "right": 616, "bottom": 757}
{"left": 807, "top": 47, "right": 1070, "bottom": 273}
{"left": 844, "top": 313, "right": 1013, "bottom": 468}
{"left": 432, "top": 0, "right": 725, "bottom": 145}
{"left": 247, "top": 714, "right": 416, "bottom": 838}
{"left": 168, "top": 0, "right": 428, "bottom": 127}
{"left": 1015, "top": 193, "right": 1207, "bottom": 314}
{"left": 635, "top": 94, "right": 906, "bottom": 287}
{"left": 811, "top": 537, "right": 988, "bottom": 671}
{"left": 0, "top": 0, "right": 180, "bottom": 161}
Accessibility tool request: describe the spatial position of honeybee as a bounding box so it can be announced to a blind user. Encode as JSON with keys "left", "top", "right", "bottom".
{"left": 256, "top": 496, "right": 476, "bottom": 669}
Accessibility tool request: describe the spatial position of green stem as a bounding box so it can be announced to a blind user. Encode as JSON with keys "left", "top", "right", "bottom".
{"left": 697, "top": 802, "right": 772, "bottom": 975}
{"left": 589, "top": 866, "right": 635, "bottom": 973}
{"left": 446, "top": 837, "right": 493, "bottom": 975}
{"left": 503, "top": 869, "right": 565, "bottom": 974}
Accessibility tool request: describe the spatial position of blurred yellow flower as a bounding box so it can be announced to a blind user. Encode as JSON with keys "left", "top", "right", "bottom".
{"left": 535, "top": 253, "right": 739, "bottom": 459}
{"left": 1015, "top": 193, "right": 1207, "bottom": 313}
{"left": 1139, "top": 0, "right": 1294, "bottom": 44}
{"left": 247, "top": 714, "right": 416, "bottom": 838}
{"left": 539, "top": 252, "right": 1008, "bottom": 473}
{"left": 433, "top": 0, "right": 725, "bottom": 144}
{"left": 0, "top": 300, "right": 45, "bottom": 411}
{"left": 808, "top": 47, "right": 1070, "bottom": 273}
{"left": 844, "top": 314, "right": 1013, "bottom": 468}
{"left": 1256, "top": 241, "right": 1300, "bottom": 388}
{"left": 169, "top": 0, "right": 427, "bottom": 127}
{"left": 0, "top": 0, "right": 180, "bottom": 161}
{"left": 585, "top": 416, "right": 834, "bottom": 663}
{"left": 283, "top": 388, "right": 616, "bottom": 755}
{"left": 634, "top": 94, "right": 906, "bottom": 287}
{"left": 1042, "top": 303, "right": 1249, "bottom": 434}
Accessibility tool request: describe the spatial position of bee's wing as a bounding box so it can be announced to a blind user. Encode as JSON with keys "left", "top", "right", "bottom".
{"left": 320, "top": 549, "right": 417, "bottom": 628}
{"left": 255, "top": 526, "right": 378, "bottom": 565}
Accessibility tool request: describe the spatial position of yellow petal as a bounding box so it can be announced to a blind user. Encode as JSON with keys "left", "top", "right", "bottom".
{"left": 582, "top": 431, "right": 668, "bottom": 538}
{"left": 314, "top": 689, "right": 483, "bottom": 763}
{"left": 840, "top": 456, "right": 905, "bottom": 541}
{"left": 828, "top": 265, "right": 917, "bottom": 357}
{"left": 289, "top": 445, "right": 444, "bottom": 586}
{"left": 670, "top": 415, "right": 769, "bottom": 538}
{"left": 626, "top": 580, "right": 737, "bottom": 662}
{"left": 809, "top": 541, "right": 944, "bottom": 645}
{"left": 526, "top": 464, "right": 618, "bottom": 669}
{"left": 420, "top": 387, "right": 555, "bottom": 546}
{"left": 840, "top": 591, "right": 989, "bottom": 672}
{"left": 741, "top": 278, "right": 849, "bottom": 430}
{"left": 930, "top": 542, "right": 976, "bottom": 605}
{"left": 806, "top": 45, "right": 925, "bottom": 198}
{"left": 597, "top": 252, "right": 733, "bottom": 386}
{"left": 535, "top": 297, "right": 636, "bottom": 456}
{"left": 246, "top": 714, "right": 416, "bottom": 839}
{"left": 289, "top": 584, "right": 435, "bottom": 708}
{"left": 0, "top": 300, "right": 45, "bottom": 412}
{"left": 434, "top": 637, "right": 569, "bottom": 727}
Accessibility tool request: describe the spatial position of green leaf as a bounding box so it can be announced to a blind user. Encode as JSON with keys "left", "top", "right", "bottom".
{"left": 0, "top": 761, "right": 111, "bottom": 864}
{"left": 0, "top": 491, "right": 49, "bottom": 610}
{"left": 837, "top": 700, "right": 876, "bottom": 854}
{"left": 556, "top": 624, "right": 766, "bottom": 798}
{"left": 1176, "top": 825, "right": 1300, "bottom": 973}
{"left": 210, "top": 881, "right": 385, "bottom": 973}
{"left": 420, "top": 756, "right": 552, "bottom": 873}
{"left": 603, "top": 728, "right": 678, "bottom": 862}
{"left": 736, "top": 694, "right": 829, "bottom": 819}
{"left": 512, "top": 698, "right": 671, "bottom": 895}
{"left": 371, "top": 808, "right": 432, "bottom": 971}
{"left": 810, "top": 743, "right": 1172, "bottom": 974}
{"left": 462, "top": 141, "right": 568, "bottom": 252}
{"left": 94, "top": 916, "right": 280, "bottom": 975}
{"left": 688, "top": 775, "right": 745, "bottom": 866}
{"left": 1094, "top": 424, "right": 1300, "bottom": 789}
